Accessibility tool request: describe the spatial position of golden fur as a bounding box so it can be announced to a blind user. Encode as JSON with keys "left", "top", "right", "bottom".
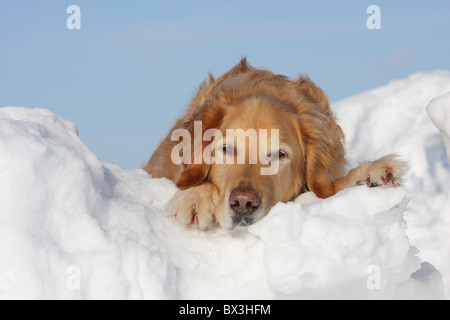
{"left": 145, "top": 59, "right": 405, "bottom": 230}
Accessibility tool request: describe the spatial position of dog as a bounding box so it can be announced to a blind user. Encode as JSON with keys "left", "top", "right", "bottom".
{"left": 144, "top": 58, "right": 406, "bottom": 230}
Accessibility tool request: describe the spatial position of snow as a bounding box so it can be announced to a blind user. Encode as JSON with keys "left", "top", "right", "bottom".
{"left": 1, "top": 70, "right": 449, "bottom": 300}
{"left": 333, "top": 71, "right": 450, "bottom": 299}
{"left": 427, "top": 91, "right": 450, "bottom": 162}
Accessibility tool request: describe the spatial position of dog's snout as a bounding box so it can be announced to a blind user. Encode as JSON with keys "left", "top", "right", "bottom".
{"left": 229, "top": 188, "right": 261, "bottom": 215}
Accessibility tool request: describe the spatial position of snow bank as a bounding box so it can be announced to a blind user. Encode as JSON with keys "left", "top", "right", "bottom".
{"left": 0, "top": 104, "right": 444, "bottom": 299}
{"left": 427, "top": 91, "right": 450, "bottom": 162}
{"left": 0, "top": 107, "right": 171, "bottom": 299}
{"left": 333, "top": 71, "right": 450, "bottom": 299}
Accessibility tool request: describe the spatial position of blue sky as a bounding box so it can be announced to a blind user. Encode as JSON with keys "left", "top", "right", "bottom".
{"left": 1, "top": 1, "right": 449, "bottom": 169}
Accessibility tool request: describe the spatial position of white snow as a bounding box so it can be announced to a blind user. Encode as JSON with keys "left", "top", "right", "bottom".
{"left": 333, "top": 71, "right": 450, "bottom": 299}
{"left": 427, "top": 91, "right": 450, "bottom": 162}
{"left": 1, "top": 70, "right": 449, "bottom": 300}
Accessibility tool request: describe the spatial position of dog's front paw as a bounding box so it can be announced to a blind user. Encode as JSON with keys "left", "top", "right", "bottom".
{"left": 167, "top": 182, "right": 219, "bottom": 230}
{"left": 360, "top": 154, "right": 408, "bottom": 187}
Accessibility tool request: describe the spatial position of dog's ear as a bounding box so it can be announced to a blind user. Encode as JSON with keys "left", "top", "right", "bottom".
{"left": 297, "top": 107, "right": 341, "bottom": 198}
{"left": 292, "top": 76, "right": 345, "bottom": 199}
{"left": 175, "top": 163, "right": 210, "bottom": 189}
{"left": 295, "top": 106, "right": 346, "bottom": 200}
{"left": 303, "top": 134, "right": 336, "bottom": 199}
{"left": 175, "top": 102, "right": 225, "bottom": 189}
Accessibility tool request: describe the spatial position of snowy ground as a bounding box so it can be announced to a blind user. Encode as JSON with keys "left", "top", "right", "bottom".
{"left": 332, "top": 71, "right": 450, "bottom": 299}
{"left": 0, "top": 71, "right": 449, "bottom": 299}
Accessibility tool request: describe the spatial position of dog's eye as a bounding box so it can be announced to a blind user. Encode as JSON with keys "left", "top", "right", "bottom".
{"left": 222, "top": 145, "right": 233, "bottom": 155}
{"left": 278, "top": 150, "right": 287, "bottom": 158}
{"left": 267, "top": 150, "right": 287, "bottom": 160}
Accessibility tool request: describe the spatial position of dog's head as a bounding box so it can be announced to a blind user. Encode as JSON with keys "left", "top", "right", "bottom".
{"left": 174, "top": 60, "right": 345, "bottom": 229}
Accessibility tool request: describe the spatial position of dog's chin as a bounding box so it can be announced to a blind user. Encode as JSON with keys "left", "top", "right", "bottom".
{"left": 231, "top": 214, "right": 255, "bottom": 229}
{"left": 215, "top": 201, "right": 268, "bottom": 230}
{"left": 228, "top": 209, "right": 266, "bottom": 230}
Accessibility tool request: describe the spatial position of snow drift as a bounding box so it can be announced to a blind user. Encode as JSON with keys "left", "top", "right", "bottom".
{"left": 1, "top": 70, "right": 449, "bottom": 300}
{"left": 333, "top": 71, "right": 450, "bottom": 299}
{"left": 427, "top": 91, "right": 450, "bottom": 162}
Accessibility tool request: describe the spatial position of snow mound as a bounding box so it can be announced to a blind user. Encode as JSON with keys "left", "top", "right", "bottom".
{"left": 427, "top": 91, "right": 450, "bottom": 162}
{"left": 333, "top": 70, "right": 450, "bottom": 299}
{"left": 0, "top": 105, "right": 444, "bottom": 299}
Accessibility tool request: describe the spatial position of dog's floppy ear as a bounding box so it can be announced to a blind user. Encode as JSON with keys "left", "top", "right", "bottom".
{"left": 175, "top": 101, "right": 225, "bottom": 189}
{"left": 293, "top": 77, "right": 345, "bottom": 199}
{"left": 297, "top": 106, "right": 342, "bottom": 198}
{"left": 175, "top": 163, "right": 210, "bottom": 189}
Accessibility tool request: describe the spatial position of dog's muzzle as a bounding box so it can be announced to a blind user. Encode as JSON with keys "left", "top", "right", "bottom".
{"left": 228, "top": 187, "right": 261, "bottom": 228}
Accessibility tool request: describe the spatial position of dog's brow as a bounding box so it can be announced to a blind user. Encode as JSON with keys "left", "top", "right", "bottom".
{"left": 274, "top": 144, "right": 292, "bottom": 155}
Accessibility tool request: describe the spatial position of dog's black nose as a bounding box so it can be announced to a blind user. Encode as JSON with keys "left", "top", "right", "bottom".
{"left": 229, "top": 188, "right": 261, "bottom": 215}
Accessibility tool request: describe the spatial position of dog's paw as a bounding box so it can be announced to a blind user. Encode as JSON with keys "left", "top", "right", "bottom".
{"left": 359, "top": 154, "right": 408, "bottom": 187}
{"left": 167, "top": 183, "right": 219, "bottom": 230}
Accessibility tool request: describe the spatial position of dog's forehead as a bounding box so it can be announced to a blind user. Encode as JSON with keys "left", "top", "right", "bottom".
{"left": 220, "top": 98, "right": 298, "bottom": 141}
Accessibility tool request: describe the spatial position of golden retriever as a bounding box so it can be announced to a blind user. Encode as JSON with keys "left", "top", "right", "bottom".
{"left": 144, "top": 58, "right": 406, "bottom": 230}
